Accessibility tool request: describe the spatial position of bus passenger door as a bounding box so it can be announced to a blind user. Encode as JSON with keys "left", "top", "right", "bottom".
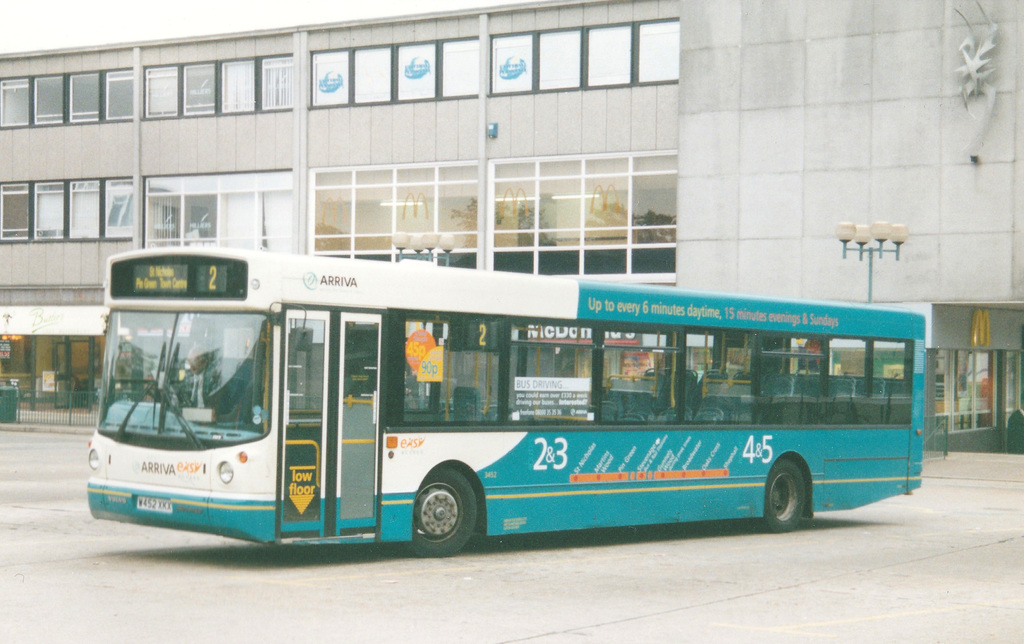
{"left": 280, "top": 311, "right": 331, "bottom": 537}
{"left": 334, "top": 313, "right": 381, "bottom": 532}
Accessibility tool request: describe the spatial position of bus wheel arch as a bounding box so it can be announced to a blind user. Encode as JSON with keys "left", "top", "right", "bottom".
{"left": 409, "top": 462, "right": 482, "bottom": 557}
{"left": 763, "top": 454, "right": 812, "bottom": 533}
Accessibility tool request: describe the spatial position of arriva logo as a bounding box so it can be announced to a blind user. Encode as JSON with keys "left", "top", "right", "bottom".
{"left": 318, "top": 71, "right": 344, "bottom": 94}
{"left": 303, "top": 272, "right": 359, "bottom": 290}
{"left": 404, "top": 57, "right": 431, "bottom": 80}
{"left": 499, "top": 57, "right": 527, "bottom": 80}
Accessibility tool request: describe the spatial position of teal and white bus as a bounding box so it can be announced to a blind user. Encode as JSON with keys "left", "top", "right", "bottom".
{"left": 87, "top": 248, "right": 924, "bottom": 556}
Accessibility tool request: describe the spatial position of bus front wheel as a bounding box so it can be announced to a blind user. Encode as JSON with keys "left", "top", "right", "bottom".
{"left": 764, "top": 460, "right": 805, "bottom": 533}
{"left": 410, "top": 468, "right": 477, "bottom": 557}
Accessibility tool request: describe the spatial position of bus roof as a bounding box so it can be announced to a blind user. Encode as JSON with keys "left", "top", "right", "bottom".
{"left": 107, "top": 248, "right": 924, "bottom": 340}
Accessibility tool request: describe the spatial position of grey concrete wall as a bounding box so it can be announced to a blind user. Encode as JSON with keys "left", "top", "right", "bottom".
{"left": 678, "top": 0, "right": 1022, "bottom": 304}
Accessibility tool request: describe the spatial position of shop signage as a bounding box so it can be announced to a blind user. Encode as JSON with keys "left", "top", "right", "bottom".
{"left": 0, "top": 306, "right": 107, "bottom": 336}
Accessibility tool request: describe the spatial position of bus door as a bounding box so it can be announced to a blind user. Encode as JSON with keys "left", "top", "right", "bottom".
{"left": 334, "top": 313, "right": 381, "bottom": 532}
{"left": 279, "top": 310, "right": 381, "bottom": 538}
{"left": 280, "top": 310, "right": 331, "bottom": 537}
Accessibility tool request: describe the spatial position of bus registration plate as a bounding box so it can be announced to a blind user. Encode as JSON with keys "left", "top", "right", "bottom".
{"left": 136, "top": 495, "right": 172, "bottom": 513}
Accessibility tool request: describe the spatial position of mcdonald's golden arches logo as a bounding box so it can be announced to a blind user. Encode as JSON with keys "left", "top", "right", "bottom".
{"left": 971, "top": 309, "right": 991, "bottom": 347}
{"left": 590, "top": 184, "right": 623, "bottom": 216}
{"left": 401, "top": 192, "right": 430, "bottom": 221}
{"left": 498, "top": 187, "right": 530, "bottom": 225}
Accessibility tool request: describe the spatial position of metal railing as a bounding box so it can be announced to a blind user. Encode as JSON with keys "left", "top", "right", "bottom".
{"left": 0, "top": 388, "right": 98, "bottom": 427}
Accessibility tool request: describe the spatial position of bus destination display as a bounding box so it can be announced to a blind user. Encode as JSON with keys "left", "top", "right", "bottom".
{"left": 133, "top": 264, "right": 188, "bottom": 294}
{"left": 111, "top": 256, "right": 247, "bottom": 300}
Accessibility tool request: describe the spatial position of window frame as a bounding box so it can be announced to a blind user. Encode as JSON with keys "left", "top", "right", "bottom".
{"left": 261, "top": 56, "right": 294, "bottom": 111}
{"left": 34, "top": 76, "right": 65, "bottom": 125}
{"left": 1, "top": 78, "right": 30, "bottom": 127}
{"left": 221, "top": 59, "right": 256, "bottom": 114}
{"left": 0, "top": 183, "right": 30, "bottom": 240}
{"left": 33, "top": 182, "right": 66, "bottom": 240}
{"left": 145, "top": 66, "right": 180, "bottom": 118}
{"left": 70, "top": 180, "right": 101, "bottom": 239}
{"left": 311, "top": 50, "right": 351, "bottom": 106}
{"left": 69, "top": 72, "right": 101, "bottom": 123}
{"left": 183, "top": 63, "right": 217, "bottom": 116}
{"left": 105, "top": 69, "right": 134, "bottom": 121}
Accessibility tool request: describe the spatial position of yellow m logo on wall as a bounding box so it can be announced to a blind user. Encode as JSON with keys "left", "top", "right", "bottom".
{"left": 971, "top": 309, "right": 991, "bottom": 347}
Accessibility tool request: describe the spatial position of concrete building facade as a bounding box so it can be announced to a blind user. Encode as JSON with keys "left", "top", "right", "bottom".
{"left": 0, "top": 0, "right": 1021, "bottom": 451}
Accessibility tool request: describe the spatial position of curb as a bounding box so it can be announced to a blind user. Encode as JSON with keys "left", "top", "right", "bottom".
{"left": 0, "top": 423, "right": 94, "bottom": 437}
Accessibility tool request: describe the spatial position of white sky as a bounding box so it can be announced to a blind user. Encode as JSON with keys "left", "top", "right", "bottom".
{"left": 0, "top": 0, "right": 532, "bottom": 55}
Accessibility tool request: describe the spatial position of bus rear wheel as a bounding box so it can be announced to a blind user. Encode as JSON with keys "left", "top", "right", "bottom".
{"left": 410, "top": 468, "right": 477, "bottom": 558}
{"left": 764, "top": 460, "right": 805, "bottom": 533}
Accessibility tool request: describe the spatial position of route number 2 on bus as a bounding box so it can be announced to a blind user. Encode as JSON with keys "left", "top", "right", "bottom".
{"left": 743, "top": 434, "right": 773, "bottom": 464}
{"left": 533, "top": 437, "right": 568, "bottom": 470}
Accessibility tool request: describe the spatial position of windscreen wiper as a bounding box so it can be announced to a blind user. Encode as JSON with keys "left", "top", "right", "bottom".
{"left": 162, "top": 385, "right": 205, "bottom": 450}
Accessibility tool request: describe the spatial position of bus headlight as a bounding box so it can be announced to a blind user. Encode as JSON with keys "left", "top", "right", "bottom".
{"left": 217, "top": 461, "right": 234, "bottom": 484}
{"left": 88, "top": 449, "right": 100, "bottom": 470}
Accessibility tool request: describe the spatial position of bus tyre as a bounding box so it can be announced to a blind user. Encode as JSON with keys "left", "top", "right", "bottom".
{"left": 411, "top": 469, "right": 477, "bottom": 558}
{"left": 764, "top": 460, "right": 805, "bottom": 533}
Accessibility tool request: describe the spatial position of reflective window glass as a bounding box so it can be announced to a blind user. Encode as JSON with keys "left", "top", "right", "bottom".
{"left": 35, "top": 77, "right": 64, "bottom": 124}
{"left": 587, "top": 26, "right": 632, "bottom": 87}
{"left": 539, "top": 31, "right": 580, "bottom": 90}
{"left": 492, "top": 35, "right": 532, "bottom": 93}
{"left": 354, "top": 48, "right": 392, "bottom": 103}
{"left": 638, "top": 21, "right": 680, "bottom": 82}
{"left": 70, "top": 73, "right": 100, "bottom": 122}
{"left": 184, "top": 64, "right": 216, "bottom": 115}
{"left": 106, "top": 70, "right": 134, "bottom": 120}
{"left": 1, "top": 79, "right": 29, "bottom": 126}
{"left": 313, "top": 51, "right": 349, "bottom": 106}
{"left": 442, "top": 40, "right": 479, "bottom": 97}
{"left": 146, "top": 67, "right": 178, "bottom": 117}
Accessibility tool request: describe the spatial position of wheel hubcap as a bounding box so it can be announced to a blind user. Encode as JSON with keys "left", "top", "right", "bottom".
{"left": 417, "top": 487, "right": 459, "bottom": 539}
{"left": 770, "top": 474, "right": 798, "bottom": 521}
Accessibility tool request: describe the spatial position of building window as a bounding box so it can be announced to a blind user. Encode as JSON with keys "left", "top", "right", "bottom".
{"left": 492, "top": 153, "right": 676, "bottom": 278}
{"left": 587, "top": 25, "right": 632, "bottom": 87}
{"left": 70, "top": 73, "right": 100, "bottom": 122}
{"left": 35, "top": 183, "right": 65, "bottom": 239}
{"left": 34, "top": 76, "right": 64, "bottom": 125}
{"left": 312, "top": 163, "right": 478, "bottom": 267}
{"left": 105, "top": 179, "right": 134, "bottom": 238}
{"left": 354, "top": 48, "right": 392, "bottom": 103}
{"left": 262, "top": 57, "right": 293, "bottom": 110}
{"left": 313, "top": 51, "right": 349, "bottom": 106}
{"left": 638, "top": 21, "right": 680, "bottom": 83}
{"left": 70, "top": 181, "right": 101, "bottom": 239}
{"left": 145, "top": 172, "right": 292, "bottom": 251}
{"left": 222, "top": 60, "right": 255, "bottom": 113}
{"left": 953, "top": 349, "right": 994, "bottom": 430}
{"left": 442, "top": 40, "right": 479, "bottom": 97}
{"left": 1, "top": 79, "right": 30, "bottom": 127}
{"left": 105, "top": 70, "right": 134, "bottom": 120}
{"left": 146, "top": 67, "right": 178, "bottom": 117}
{"left": 1, "top": 184, "right": 29, "bottom": 239}
{"left": 184, "top": 64, "right": 216, "bottom": 115}
{"left": 539, "top": 31, "right": 580, "bottom": 90}
{"left": 397, "top": 43, "right": 436, "bottom": 101}
{"left": 491, "top": 35, "right": 532, "bottom": 94}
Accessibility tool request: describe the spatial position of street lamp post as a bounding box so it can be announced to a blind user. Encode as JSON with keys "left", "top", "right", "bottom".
{"left": 392, "top": 232, "right": 457, "bottom": 266}
{"left": 835, "top": 221, "right": 909, "bottom": 303}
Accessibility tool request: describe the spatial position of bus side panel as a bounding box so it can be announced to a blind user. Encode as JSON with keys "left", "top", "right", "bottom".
{"left": 475, "top": 428, "right": 914, "bottom": 538}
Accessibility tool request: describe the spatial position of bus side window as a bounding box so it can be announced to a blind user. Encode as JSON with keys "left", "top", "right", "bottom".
{"left": 508, "top": 323, "right": 594, "bottom": 424}
{"left": 401, "top": 317, "right": 500, "bottom": 425}
{"left": 686, "top": 330, "right": 752, "bottom": 424}
{"left": 601, "top": 329, "right": 680, "bottom": 424}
